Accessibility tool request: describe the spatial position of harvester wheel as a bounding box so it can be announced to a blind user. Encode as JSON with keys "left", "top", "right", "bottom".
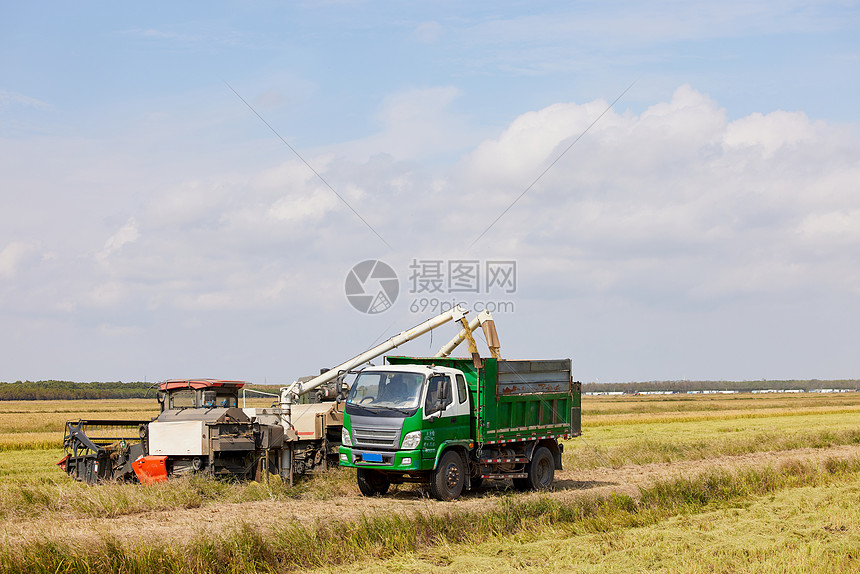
{"left": 430, "top": 450, "right": 465, "bottom": 501}
{"left": 357, "top": 468, "right": 390, "bottom": 496}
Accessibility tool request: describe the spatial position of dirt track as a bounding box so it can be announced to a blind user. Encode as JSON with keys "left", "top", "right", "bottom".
{"left": 5, "top": 444, "right": 860, "bottom": 546}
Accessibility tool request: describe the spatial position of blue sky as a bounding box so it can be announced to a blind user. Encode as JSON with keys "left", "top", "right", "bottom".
{"left": 1, "top": 1, "right": 859, "bottom": 384}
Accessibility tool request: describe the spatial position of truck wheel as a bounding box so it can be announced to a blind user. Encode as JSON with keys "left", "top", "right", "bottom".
{"left": 515, "top": 446, "right": 555, "bottom": 491}
{"left": 430, "top": 450, "right": 465, "bottom": 501}
{"left": 357, "top": 468, "right": 390, "bottom": 496}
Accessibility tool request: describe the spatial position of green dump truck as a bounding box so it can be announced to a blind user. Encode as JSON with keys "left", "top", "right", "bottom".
{"left": 339, "top": 355, "right": 581, "bottom": 501}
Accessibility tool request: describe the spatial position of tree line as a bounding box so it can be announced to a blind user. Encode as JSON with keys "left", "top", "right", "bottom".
{"left": 2, "top": 378, "right": 859, "bottom": 400}
{"left": 582, "top": 379, "right": 860, "bottom": 394}
{"left": 0, "top": 380, "right": 285, "bottom": 401}
{"left": 0, "top": 380, "right": 156, "bottom": 401}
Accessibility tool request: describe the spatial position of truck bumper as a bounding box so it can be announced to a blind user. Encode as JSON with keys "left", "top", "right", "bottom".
{"left": 338, "top": 447, "right": 428, "bottom": 471}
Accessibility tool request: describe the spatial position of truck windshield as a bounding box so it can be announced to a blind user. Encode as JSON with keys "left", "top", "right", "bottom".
{"left": 347, "top": 371, "right": 424, "bottom": 410}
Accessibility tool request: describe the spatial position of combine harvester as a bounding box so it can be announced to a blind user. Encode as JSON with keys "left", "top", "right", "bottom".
{"left": 60, "top": 379, "right": 263, "bottom": 484}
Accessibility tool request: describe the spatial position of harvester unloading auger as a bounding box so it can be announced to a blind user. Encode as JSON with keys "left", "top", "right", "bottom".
{"left": 59, "top": 306, "right": 501, "bottom": 485}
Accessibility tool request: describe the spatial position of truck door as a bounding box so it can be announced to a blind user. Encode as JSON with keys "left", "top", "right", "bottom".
{"left": 421, "top": 373, "right": 470, "bottom": 462}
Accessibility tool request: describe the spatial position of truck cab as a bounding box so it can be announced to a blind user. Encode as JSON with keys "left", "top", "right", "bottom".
{"left": 340, "top": 363, "right": 475, "bottom": 500}
{"left": 342, "top": 365, "right": 471, "bottom": 462}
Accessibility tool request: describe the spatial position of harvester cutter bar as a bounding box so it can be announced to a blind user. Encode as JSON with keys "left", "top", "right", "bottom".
{"left": 64, "top": 419, "right": 151, "bottom": 452}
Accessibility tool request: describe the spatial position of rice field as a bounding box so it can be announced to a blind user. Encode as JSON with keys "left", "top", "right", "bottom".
{"left": 0, "top": 392, "right": 858, "bottom": 573}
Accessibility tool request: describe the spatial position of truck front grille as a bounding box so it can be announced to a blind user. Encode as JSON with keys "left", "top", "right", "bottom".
{"left": 353, "top": 426, "right": 399, "bottom": 449}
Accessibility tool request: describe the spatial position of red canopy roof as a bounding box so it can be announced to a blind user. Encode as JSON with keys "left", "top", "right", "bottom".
{"left": 159, "top": 379, "right": 246, "bottom": 391}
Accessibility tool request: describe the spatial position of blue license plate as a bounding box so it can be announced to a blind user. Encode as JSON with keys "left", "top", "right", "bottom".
{"left": 363, "top": 452, "right": 383, "bottom": 463}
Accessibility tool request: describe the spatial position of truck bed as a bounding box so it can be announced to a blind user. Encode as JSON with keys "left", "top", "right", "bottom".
{"left": 385, "top": 356, "right": 581, "bottom": 445}
{"left": 480, "top": 358, "right": 580, "bottom": 444}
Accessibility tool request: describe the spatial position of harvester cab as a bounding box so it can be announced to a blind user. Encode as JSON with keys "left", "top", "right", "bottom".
{"left": 142, "top": 379, "right": 283, "bottom": 482}
{"left": 156, "top": 379, "right": 245, "bottom": 416}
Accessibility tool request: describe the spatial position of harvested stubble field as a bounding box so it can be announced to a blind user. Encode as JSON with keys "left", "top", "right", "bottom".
{"left": 1, "top": 393, "right": 859, "bottom": 573}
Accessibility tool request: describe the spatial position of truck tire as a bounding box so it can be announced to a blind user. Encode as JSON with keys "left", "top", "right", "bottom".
{"left": 357, "top": 468, "right": 390, "bottom": 496}
{"left": 513, "top": 446, "right": 554, "bottom": 491}
{"left": 430, "top": 450, "right": 465, "bottom": 501}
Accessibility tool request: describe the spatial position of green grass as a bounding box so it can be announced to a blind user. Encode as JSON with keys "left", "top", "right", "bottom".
{"left": 565, "top": 410, "right": 860, "bottom": 468}
{"left": 582, "top": 392, "right": 860, "bottom": 417}
{"left": 0, "top": 397, "right": 272, "bottom": 451}
{"left": 2, "top": 457, "right": 859, "bottom": 574}
{"left": 3, "top": 394, "right": 860, "bottom": 572}
{"left": 370, "top": 469, "right": 860, "bottom": 573}
{"left": 0, "top": 449, "right": 66, "bottom": 480}
{"left": 0, "top": 467, "right": 360, "bottom": 520}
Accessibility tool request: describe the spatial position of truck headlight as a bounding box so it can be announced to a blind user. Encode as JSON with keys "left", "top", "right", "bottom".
{"left": 341, "top": 427, "right": 352, "bottom": 447}
{"left": 401, "top": 430, "right": 421, "bottom": 450}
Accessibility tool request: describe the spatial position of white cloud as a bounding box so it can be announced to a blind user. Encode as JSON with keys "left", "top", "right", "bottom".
{"left": 454, "top": 85, "right": 860, "bottom": 308}
{"left": 337, "top": 86, "right": 477, "bottom": 162}
{"left": 3, "top": 83, "right": 859, "bottom": 382}
{"left": 145, "top": 181, "right": 234, "bottom": 228}
{"left": 0, "top": 241, "right": 40, "bottom": 278}
{"left": 119, "top": 28, "right": 186, "bottom": 40}
{"left": 465, "top": 99, "right": 611, "bottom": 189}
{"left": 96, "top": 218, "right": 140, "bottom": 262}
{"left": 457, "top": 1, "right": 846, "bottom": 61}
{"left": 267, "top": 187, "right": 340, "bottom": 223}
{"left": 115, "top": 25, "right": 248, "bottom": 48}
{"left": 0, "top": 89, "right": 52, "bottom": 110}
{"left": 97, "top": 323, "right": 141, "bottom": 337}
{"left": 724, "top": 110, "right": 820, "bottom": 157}
{"left": 413, "top": 21, "right": 443, "bottom": 44}
{"left": 798, "top": 210, "right": 860, "bottom": 244}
